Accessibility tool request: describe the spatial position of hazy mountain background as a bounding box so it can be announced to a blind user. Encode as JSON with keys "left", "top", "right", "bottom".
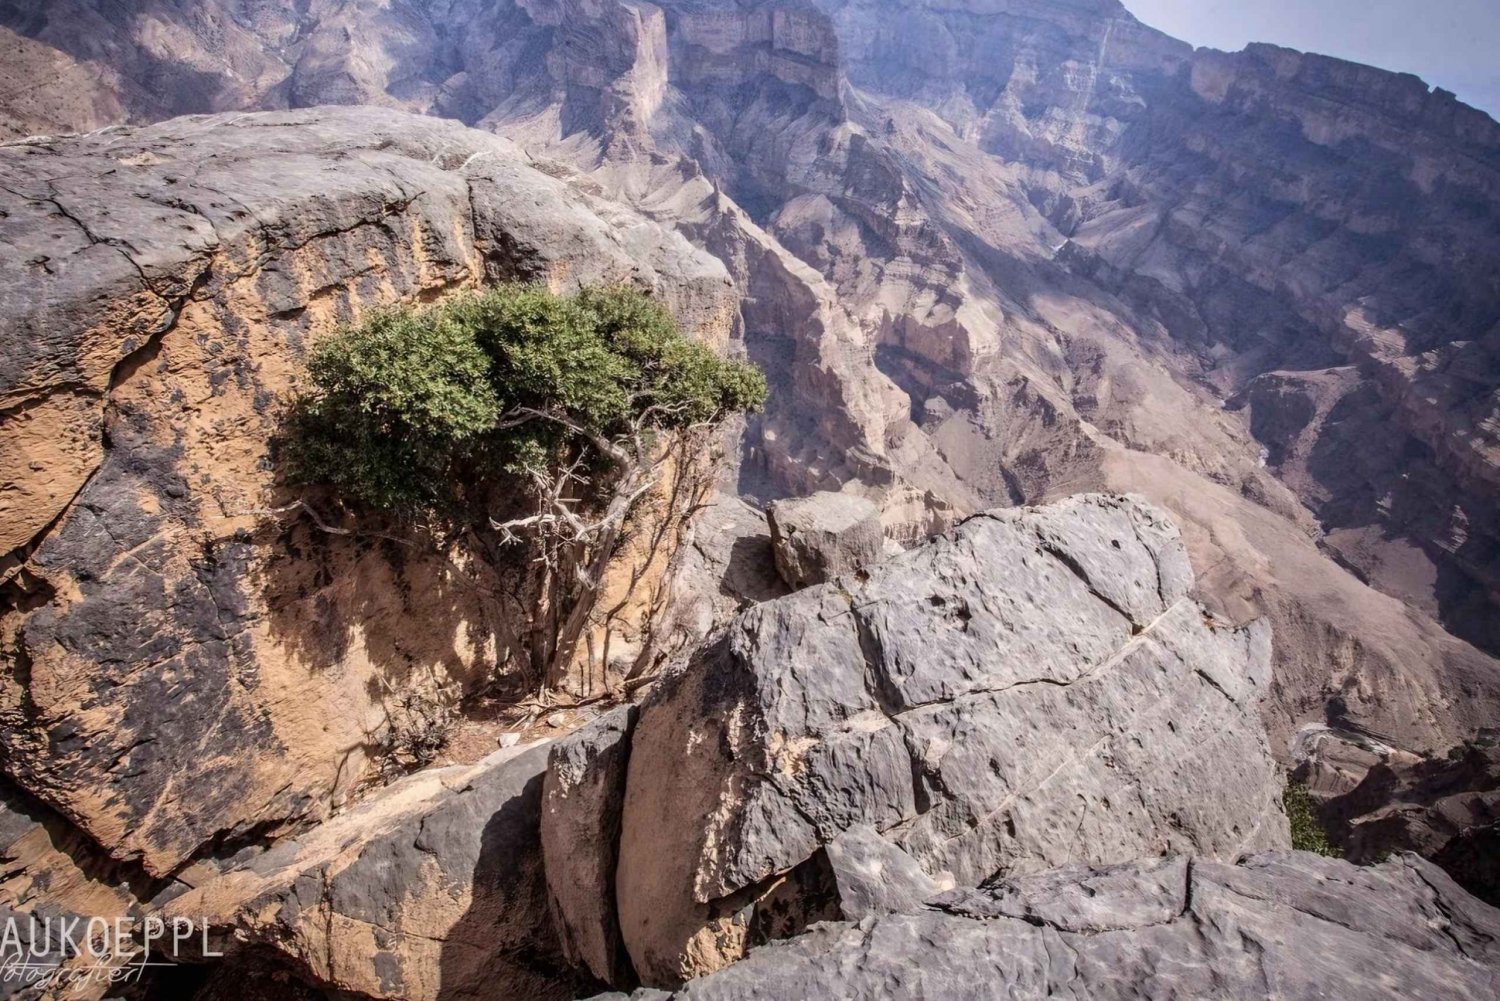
{"left": 1127, "top": 0, "right": 1500, "bottom": 115}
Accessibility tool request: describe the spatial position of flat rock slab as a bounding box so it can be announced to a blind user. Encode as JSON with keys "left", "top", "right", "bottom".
{"left": 823, "top": 824, "right": 947, "bottom": 921}
{"left": 612, "top": 852, "right": 1500, "bottom": 1001}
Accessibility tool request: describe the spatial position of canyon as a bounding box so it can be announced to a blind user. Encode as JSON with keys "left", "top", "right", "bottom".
{"left": 0, "top": 0, "right": 1497, "bottom": 997}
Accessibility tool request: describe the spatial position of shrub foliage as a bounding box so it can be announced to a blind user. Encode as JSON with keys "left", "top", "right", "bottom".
{"left": 1284, "top": 781, "right": 1342, "bottom": 857}
{"left": 289, "top": 283, "right": 766, "bottom": 515}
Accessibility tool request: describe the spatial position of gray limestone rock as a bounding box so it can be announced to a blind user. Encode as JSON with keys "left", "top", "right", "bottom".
{"left": 766, "top": 492, "right": 885, "bottom": 589}
{"left": 648, "top": 492, "right": 791, "bottom": 676}
{"left": 823, "top": 825, "right": 946, "bottom": 921}
{"left": 623, "top": 852, "right": 1500, "bottom": 1001}
{"left": 542, "top": 705, "right": 639, "bottom": 986}
{"left": 615, "top": 494, "right": 1288, "bottom": 985}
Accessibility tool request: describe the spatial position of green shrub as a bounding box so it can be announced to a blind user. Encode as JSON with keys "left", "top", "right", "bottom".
{"left": 288, "top": 283, "right": 766, "bottom": 515}
{"left": 1284, "top": 781, "right": 1342, "bottom": 857}
{"left": 289, "top": 305, "right": 500, "bottom": 512}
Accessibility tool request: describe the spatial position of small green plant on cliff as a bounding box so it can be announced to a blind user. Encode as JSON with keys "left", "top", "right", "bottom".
{"left": 1285, "top": 781, "right": 1342, "bottom": 857}
{"left": 290, "top": 303, "right": 501, "bottom": 513}
{"left": 285, "top": 283, "right": 766, "bottom": 684}
{"left": 290, "top": 284, "right": 765, "bottom": 514}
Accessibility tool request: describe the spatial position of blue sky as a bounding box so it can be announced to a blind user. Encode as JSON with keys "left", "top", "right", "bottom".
{"left": 1124, "top": 0, "right": 1500, "bottom": 118}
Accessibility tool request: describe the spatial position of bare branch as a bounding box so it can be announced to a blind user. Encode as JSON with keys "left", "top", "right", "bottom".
{"left": 490, "top": 463, "right": 660, "bottom": 550}
{"left": 497, "top": 406, "right": 629, "bottom": 465}
{"left": 226, "top": 497, "right": 360, "bottom": 538}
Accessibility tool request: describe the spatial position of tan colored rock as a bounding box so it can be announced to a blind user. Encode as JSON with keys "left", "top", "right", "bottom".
{"left": 1299, "top": 729, "right": 1499, "bottom": 905}
{"left": 0, "top": 106, "right": 735, "bottom": 877}
{"left": 0, "top": 783, "right": 142, "bottom": 1000}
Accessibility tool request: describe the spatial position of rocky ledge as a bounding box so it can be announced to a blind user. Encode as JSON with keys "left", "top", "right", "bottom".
{"left": 598, "top": 852, "right": 1500, "bottom": 1001}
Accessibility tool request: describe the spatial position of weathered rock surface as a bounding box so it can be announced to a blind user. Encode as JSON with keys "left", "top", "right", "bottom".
{"left": 162, "top": 742, "right": 587, "bottom": 1001}
{"left": 0, "top": 781, "right": 143, "bottom": 1000}
{"left": 0, "top": 106, "right": 737, "bottom": 878}
{"left": 766, "top": 491, "right": 885, "bottom": 588}
{"left": 616, "top": 494, "right": 1287, "bottom": 984}
{"left": 2, "top": 0, "right": 1500, "bottom": 975}
{"left": 7, "top": 0, "right": 1500, "bottom": 761}
{"left": 643, "top": 489, "right": 792, "bottom": 687}
{"left": 614, "top": 851, "right": 1500, "bottom": 1001}
{"left": 186, "top": 962, "right": 334, "bottom": 1001}
{"left": 543, "top": 705, "right": 639, "bottom": 986}
{"left": 822, "top": 824, "right": 946, "bottom": 922}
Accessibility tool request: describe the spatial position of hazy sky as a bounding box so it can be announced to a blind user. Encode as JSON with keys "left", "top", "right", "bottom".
{"left": 1124, "top": 0, "right": 1500, "bottom": 118}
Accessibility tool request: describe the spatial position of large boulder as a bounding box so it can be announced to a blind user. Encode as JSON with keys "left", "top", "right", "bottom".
{"left": 161, "top": 743, "right": 588, "bottom": 1001}
{"left": 615, "top": 494, "right": 1287, "bottom": 985}
{"left": 617, "top": 852, "right": 1500, "bottom": 1000}
{"left": 651, "top": 493, "right": 790, "bottom": 665}
{"left": 766, "top": 491, "right": 885, "bottom": 589}
{"left": 0, "top": 106, "right": 735, "bottom": 876}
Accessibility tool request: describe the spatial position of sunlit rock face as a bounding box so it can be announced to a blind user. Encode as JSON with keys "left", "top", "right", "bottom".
{"left": 615, "top": 495, "right": 1287, "bottom": 984}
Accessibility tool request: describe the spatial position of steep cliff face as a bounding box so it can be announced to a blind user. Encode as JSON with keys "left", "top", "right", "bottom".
{"left": 1, "top": 0, "right": 1498, "bottom": 860}
{"left": 0, "top": 107, "right": 736, "bottom": 877}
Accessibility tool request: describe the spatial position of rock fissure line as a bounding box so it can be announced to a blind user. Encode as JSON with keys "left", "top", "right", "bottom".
{"left": 876, "top": 596, "right": 1191, "bottom": 722}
